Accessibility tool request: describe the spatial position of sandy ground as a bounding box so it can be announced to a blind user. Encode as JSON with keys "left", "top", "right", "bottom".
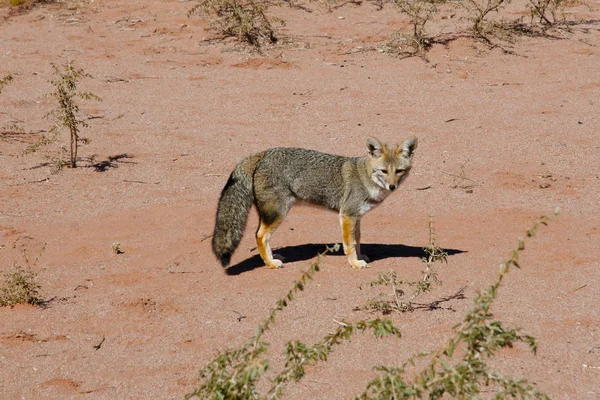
{"left": 1, "top": 0, "right": 599, "bottom": 398}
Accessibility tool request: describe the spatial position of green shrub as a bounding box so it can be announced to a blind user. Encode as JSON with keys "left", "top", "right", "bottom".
{"left": 0, "top": 266, "right": 43, "bottom": 308}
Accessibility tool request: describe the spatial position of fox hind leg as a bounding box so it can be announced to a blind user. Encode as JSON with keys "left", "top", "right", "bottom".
{"left": 255, "top": 195, "right": 293, "bottom": 269}
{"left": 256, "top": 218, "right": 284, "bottom": 269}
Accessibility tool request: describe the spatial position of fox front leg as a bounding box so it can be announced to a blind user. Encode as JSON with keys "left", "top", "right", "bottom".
{"left": 354, "top": 219, "right": 370, "bottom": 263}
{"left": 340, "top": 214, "right": 368, "bottom": 269}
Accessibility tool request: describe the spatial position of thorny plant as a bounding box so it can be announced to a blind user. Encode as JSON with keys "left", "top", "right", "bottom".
{"left": 355, "top": 210, "right": 558, "bottom": 399}
{"left": 24, "top": 61, "right": 100, "bottom": 169}
{"left": 363, "top": 216, "right": 450, "bottom": 314}
{"left": 188, "top": 0, "right": 283, "bottom": 48}
{"left": 186, "top": 251, "right": 402, "bottom": 399}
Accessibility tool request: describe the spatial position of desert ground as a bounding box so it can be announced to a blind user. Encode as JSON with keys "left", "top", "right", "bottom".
{"left": 1, "top": 0, "right": 599, "bottom": 398}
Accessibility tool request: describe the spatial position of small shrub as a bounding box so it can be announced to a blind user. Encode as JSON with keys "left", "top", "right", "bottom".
{"left": 112, "top": 242, "right": 123, "bottom": 254}
{"left": 388, "top": 0, "right": 446, "bottom": 56}
{"left": 188, "top": 0, "right": 283, "bottom": 48}
{"left": 461, "top": 0, "right": 513, "bottom": 38}
{"left": 527, "top": 0, "right": 567, "bottom": 27}
{"left": 24, "top": 61, "right": 100, "bottom": 169}
{"left": 362, "top": 216, "right": 450, "bottom": 314}
{"left": 0, "top": 74, "right": 13, "bottom": 94}
{"left": 0, "top": 266, "right": 43, "bottom": 308}
{"left": 417, "top": 215, "right": 448, "bottom": 292}
{"left": 5, "top": 0, "right": 56, "bottom": 16}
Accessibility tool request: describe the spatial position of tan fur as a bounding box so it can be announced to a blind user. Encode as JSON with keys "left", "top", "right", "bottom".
{"left": 212, "top": 137, "right": 417, "bottom": 269}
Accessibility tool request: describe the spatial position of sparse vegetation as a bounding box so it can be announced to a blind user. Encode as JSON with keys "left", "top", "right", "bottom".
{"left": 112, "top": 242, "right": 123, "bottom": 254}
{"left": 389, "top": 0, "right": 446, "bottom": 56}
{"left": 356, "top": 211, "right": 558, "bottom": 399}
{"left": 527, "top": 0, "right": 567, "bottom": 27}
{"left": 184, "top": 0, "right": 583, "bottom": 54}
{"left": 461, "top": 0, "right": 512, "bottom": 38}
{"left": 362, "top": 216, "right": 450, "bottom": 314}
{"left": 0, "top": 73, "right": 13, "bottom": 94}
{"left": 0, "top": 266, "right": 43, "bottom": 307}
{"left": 8, "top": 0, "right": 28, "bottom": 6}
{"left": 3, "top": 0, "right": 56, "bottom": 16}
{"left": 188, "top": 0, "right": 283, "bottom": 48}
{"left": 417, "top": 215, "right": 448, "bottom": 292}
{"left": 1, "top": 242, "right": 46, "bottom": 308}
{"left": 24, "top": 61, "right": 100, "bottom": 170}
{"left": 186, "top": 253, "right": 402, "bottom": 399}
{"left": 446, "top": 159, "right": 477, "bottom": 193}
{"left": 189, "top": 212, "right": 556, "bottom": 398}
{"left": 0, "top": 74, "right": 18, "bottom": 134}
{"left": 5, "top": 0, "right": 54, "bottom": 6}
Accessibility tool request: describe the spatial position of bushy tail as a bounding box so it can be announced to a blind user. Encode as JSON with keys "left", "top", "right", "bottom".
{"left": 212, "top": 152, "right": 264, "bottom": 267}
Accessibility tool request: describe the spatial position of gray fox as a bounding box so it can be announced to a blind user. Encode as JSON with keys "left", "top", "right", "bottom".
{"left": 212, "top": 137, "right": 417, "bottom": 269}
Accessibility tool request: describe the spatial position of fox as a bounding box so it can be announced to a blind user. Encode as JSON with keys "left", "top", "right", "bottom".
{"left": 211, "top": 136, "right": 417, "bottom": 269}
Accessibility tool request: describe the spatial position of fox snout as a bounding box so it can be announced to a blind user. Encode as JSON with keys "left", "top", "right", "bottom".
{"left": 373, "top": 173, "right": 402, "bottom": 192}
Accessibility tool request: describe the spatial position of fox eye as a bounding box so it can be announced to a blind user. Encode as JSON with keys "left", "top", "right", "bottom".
{"left": 380, "top": 169, "right": 388, "bottom": 174}
{"left": 395, "top": 169, "right": 405, "bottom": 174}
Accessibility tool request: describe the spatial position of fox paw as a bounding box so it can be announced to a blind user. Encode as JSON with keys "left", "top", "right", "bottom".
{"left": 350, "top": 259, "right": 369, "bottom": 269}
{"left": 266, "top": 259, "right": 284, "bottom": 269}
{"left": 359, "top": 254, "right": 370, "bottom": 263}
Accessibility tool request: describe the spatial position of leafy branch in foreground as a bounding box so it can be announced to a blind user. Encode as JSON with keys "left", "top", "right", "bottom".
{"left": 186, "top": 252, "right": 402, "bottom": 400}
{"left": 356, "top": 210, "right": 559, "bottom": 399}
{"left": 268, "top": 319, "right": 400, "bottom": 400}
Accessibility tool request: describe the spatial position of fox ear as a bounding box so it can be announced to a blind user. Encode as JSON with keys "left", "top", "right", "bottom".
{"left": 367, "top": 137, "right": 383, "bottom": 157}
{"left": 399, "top": 137, "right": 417, "bottom": 158}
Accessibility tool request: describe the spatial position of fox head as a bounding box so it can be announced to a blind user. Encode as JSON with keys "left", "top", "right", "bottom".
{"left": 367, "top": 137, "right": 418, "bottom": 191}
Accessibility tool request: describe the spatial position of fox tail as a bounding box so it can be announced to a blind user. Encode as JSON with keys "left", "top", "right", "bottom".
{"left": 211, "top": 152, "right": 264, "bottom": 267}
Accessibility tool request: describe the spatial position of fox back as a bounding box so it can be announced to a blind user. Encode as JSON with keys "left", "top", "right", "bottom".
{"left": 252, "top": 147, "right": 348, "bottom": 211}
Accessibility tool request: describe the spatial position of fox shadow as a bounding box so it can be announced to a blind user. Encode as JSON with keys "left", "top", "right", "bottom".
{"left": 224, "top": 243, "right": 465, "bottom": 276}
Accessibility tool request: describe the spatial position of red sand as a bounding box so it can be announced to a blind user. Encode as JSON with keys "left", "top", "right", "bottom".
{"left": 1, "top": 0, "right": 599, "bottom": 398}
